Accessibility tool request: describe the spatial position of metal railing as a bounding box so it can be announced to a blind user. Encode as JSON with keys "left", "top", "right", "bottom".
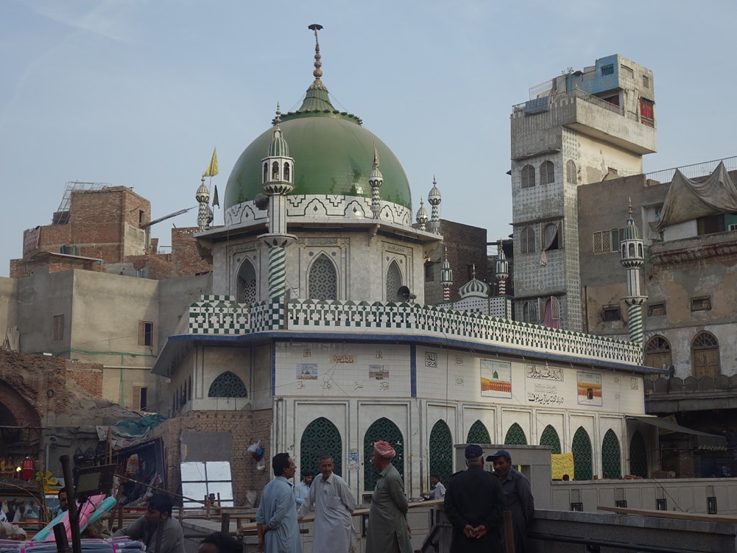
{"left": 645, "top": 156, "right": 737, "bottom": 183}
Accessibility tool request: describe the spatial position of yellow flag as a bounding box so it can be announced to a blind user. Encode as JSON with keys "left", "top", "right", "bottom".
{"left": 203, "top": 148, "right": 218, "bottom": 177}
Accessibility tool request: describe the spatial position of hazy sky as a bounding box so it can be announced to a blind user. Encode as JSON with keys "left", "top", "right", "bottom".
{"left": 1, "top": 0, "right": 736, "bottom": 276}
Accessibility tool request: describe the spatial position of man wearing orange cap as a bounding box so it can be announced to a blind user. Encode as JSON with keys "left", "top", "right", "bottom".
{"left": 364, "top": 441, "right": 413, "bottom": 553}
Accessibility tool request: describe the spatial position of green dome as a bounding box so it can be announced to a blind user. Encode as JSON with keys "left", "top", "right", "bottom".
{"left": 225, "top": 109, "right": 412, "bottom": 211}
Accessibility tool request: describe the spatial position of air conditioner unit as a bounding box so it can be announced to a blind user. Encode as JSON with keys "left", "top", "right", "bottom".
{"left": 729, "top": 224, "right": 737, "bottom": 231}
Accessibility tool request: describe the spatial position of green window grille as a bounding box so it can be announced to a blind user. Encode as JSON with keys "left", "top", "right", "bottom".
{"left": 300, "top": 417, "right": 343, "bottom": 477}
{"left": 308, "top": 255, "right": 338, "bottom": 300}
{"left": 466, "top": 420, "right": 491, "bottom": 445}
{"left": 571, "top": 427, "right": 593, "bottom": 480}
{"left": 208, "top": 371, "right": 247, "bottom": 398}
{"left": 386, "top": 261, "right": 402, "bottom": 302}
{"left": 429, "top": 420, "right": 453, "bottom": 484}
{"left": 539, "top": 425, "right": 562, "bottom": 454}
{"left": 629, "top": 431, "right": 647, "bottom": 478}
{"left": 504, "top": 423, "right": 527, "bottom": 445}
{"left": 364, "top": 417, "right": 404, "bottom": 492}
{"left": 601, "top": 429, "right": 622, "bottom": 479}
{"left": 236, "top": 260, "right": 257, "bottom": 304}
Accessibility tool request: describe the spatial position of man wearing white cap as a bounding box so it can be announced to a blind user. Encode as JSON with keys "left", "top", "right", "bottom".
{"left": 365, "top": 441, "right": 413, "bottom": 553}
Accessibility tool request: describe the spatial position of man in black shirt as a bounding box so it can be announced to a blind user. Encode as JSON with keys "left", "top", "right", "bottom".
{"left": 489, "top": 449, "right": 535, "bottom": 553}
{"left": 444, "top": 444, "right": 505, "bottom": 553}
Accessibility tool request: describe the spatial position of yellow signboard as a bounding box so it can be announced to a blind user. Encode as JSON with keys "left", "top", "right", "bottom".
{"left": 551, "top": 452, "right": 574, "bottom": 480}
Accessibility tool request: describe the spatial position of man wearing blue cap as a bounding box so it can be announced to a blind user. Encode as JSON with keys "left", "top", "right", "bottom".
{"left": 488, "top": 449, "right": 535, "bottom": 553}
{"left": 443, "top": 444, "right": 505, "bottom": 553}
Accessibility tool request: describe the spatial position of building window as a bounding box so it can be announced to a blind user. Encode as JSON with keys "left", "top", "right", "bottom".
{"left": 642, "top": 75, "right": 650, "bottom": 88}
{"left": 262, "top": 162, "right": 268, "bottom": 183}
{"left": 138, "top": 210, "right": 145, "bottom": 226}
{"left": 132, "top": 386, "right": 148, "bottom": 411}
{"left": 284, "top": 162, "right": 290, "bottom": 182}
{"left": 692, "top": 332, "right": 720, "bottom": 378}
{"left": 644, "top": 335, "right": 672, "bottom": 370}
{"left": 301, "top": 417, "right": 343, "bottom": 478}
{"left": 601, "top": 304, "right": 621, "bottom": 322}
{"left": 522, "top": 300, "right": 539, "bottom": 323}
{"left": 620, "top": 64, "right": 634, "bottom": 79}
{"left": 236, "top": 259, "right": 257, "bottom": 304}
{"left": 424, "top": 262, "right": 434, "bottom": 282}
{"left": 520, "top": 226, "right": 536, "bottom": 254}
{"left": 647, "top": 303, "right": 666, "bottom": 317}
{"left": 429, "top": 420, "right": 453, "bottom": 485}
{"left": 209, "top": 371, "right": 247, "bottom": 397}
{"left": 540, "top": 161, "right": 555, "bottom": 185}
{"left": 138, "top": 321, "right": 154, "bottom": 346}
{"left": 566, "top": 160, "right": 577, "bottom": 184}
{"left": 593, "top": 228, "right": 624, "bottom": 254}
{"left": 543, "top": 222, "right": 560, "bottom": 250}
{"left": 521, "top": 164, "right": 535, "bottom": 188}
{"left": 308, "top": 254, "right": 338, "bottom": 300}
{"left": 52, "top": 314, "right": 64, "bottom": 341}
{"left": 601, "top": 64, "right": 614, "bottom": 76}
{"left": 690, "top": 296, "right": 711, "bottom": 312}
{"left": 386, "top": 261, "right": 403, "bottom": 302}
{"left": 697, "top": 214, "right": 725, "bottom": 235}
{"left": 640, "top": 98, "right": 655, "bottom": 127}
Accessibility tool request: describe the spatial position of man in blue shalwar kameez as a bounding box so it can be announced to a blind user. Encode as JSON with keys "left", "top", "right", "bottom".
{"left": 256, "top": 453, "right": 302, "bottom": 553}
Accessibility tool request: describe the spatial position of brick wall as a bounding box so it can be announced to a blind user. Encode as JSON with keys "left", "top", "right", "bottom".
{"left": 171, "top": 228, "right": 212, "bottom": 276}
{"left": 66, "top": 363, "right": 103, "bottom": 396}
{"left": 155, "top": 409, "right": 272, "bottom": 506}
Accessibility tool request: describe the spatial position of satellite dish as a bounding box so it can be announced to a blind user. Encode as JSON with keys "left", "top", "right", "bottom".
{"left": 254, "top": 194, "right": 269, "bottom": 210}
{"left": 397, "top": 286, "right": 416, "bottom": 302}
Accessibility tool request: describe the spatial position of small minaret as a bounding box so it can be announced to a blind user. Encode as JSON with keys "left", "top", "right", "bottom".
{"left": 416, "top": 198, "right": 428, "bottom": 231}
{"left": 196, "top": 177, "right": 210, "bottom": 231}
{"left": 369, "top": 147, "right": 383, "bottom": 219}
{"left": 427, "top": 176, "right": 442, "bottom": 233}
{"left": 495, "top": 240, "right": 509, "bottom": 296}
{"left": 259, "top": 106, "right": 296, "bottom": 299}
{"left": 620, "top": 199, "right": 647, "bottom": 344}
{"left": 440, "top": 246, "right": 453, "bottom": 302}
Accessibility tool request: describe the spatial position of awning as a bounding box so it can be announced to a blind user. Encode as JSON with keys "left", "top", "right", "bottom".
{"left": 627, "top": 416, "right": 727, "bottom": 450}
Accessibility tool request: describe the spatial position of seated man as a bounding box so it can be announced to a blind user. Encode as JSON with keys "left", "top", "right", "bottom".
{"left": 114, "top": 493, "right": 184, "bottom": 553}
{"left": 198, "top": 532, "right": 242, "bottom": 553}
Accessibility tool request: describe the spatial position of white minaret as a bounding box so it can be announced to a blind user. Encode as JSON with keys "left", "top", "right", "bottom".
{"left": 259, "top": 106, "right": 296, "bottom": 299}
{"left": 440, "top": 246, "right": 453, "bottom": 302}
{"left": 415, "top": 198, "right": 428, "bottom": 231}
{"left": 495, "top": 241, "right": 509, "bottom": 296}
{"left": 369, "top": 147, "right": 383, "bottom": 219}
{"left": 427, "top": 176, "right": 442, "bottom": 233}
{"left": 196, "top": 178, "right": 210, "bottom": 231}
{"left": 620, "top": 199, "right": 647, "bottom": 344}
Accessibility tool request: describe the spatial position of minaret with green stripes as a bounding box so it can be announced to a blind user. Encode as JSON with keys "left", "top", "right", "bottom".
{"left": 259, "top": 106, "right": 296, "bottom": 299}
{"left": 620, "top": 200, "right": 647, "bottom": 344}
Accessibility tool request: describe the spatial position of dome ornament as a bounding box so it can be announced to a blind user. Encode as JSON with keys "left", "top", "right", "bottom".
{"left": 308, "top": 24, "right": 324, "bottom": 85}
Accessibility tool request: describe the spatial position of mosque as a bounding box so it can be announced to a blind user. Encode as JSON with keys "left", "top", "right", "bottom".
{"left": 152, "top": 28, "right": 661, "bottom": 503}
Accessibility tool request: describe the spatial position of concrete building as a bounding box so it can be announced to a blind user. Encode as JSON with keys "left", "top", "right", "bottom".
{"left": 510, "top": 54, "right": 656, "bottom": 331}
{"left": 150, "top": 35, "right": 664, "bottom": 507}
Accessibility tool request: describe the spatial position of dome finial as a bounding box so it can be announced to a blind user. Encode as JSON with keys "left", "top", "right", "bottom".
{"left": 275, "top": 102, "right": 282, "bottom": 125}
{"left": 308, "top": 24, "right": 324, "bottom": 84}
{"left": 373, "top": 145, "right": 380, "bottom": 169}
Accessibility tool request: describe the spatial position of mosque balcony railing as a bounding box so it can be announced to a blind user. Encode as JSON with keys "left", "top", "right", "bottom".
{"left": 185, "top": 295, "right": 643, "bottom": 366}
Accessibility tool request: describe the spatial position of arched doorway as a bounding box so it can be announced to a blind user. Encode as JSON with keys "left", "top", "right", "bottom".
{"left": 504, "top": 423, "right": 527, "bottom": 445}
{"left": 429, "top": 420, "right": 453, "bottom": 483}
{"left": 539, "top": 425, "right": 562, "bottom": 454}
{"left": 364, "top": 418, "right": 404, "bottom": 492}
{"left": 301, "top": 417, "right": 343, "bottom": 477}
{"left": 466, "top": 420, "right": 491, "bottom": 444}
{"left": 601, "top": 430, "right": 622, "bottom": 479}
{"left": 571, "top": 427, "right": 593, "bottom": 480}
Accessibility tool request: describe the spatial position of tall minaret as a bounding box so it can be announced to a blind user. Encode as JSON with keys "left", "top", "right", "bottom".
{"left": 427, "top": 177, "right": 442, "bottom": 233}
{"left": 196, "top": 177, "right": 210, "bottom": 231}
{"left": 415, "top": 198, "right": 428, "bottom": 231}
{"left": 259, "top": 106, "right": 296, "bottom": 299}
{"left": 620, "top": 200, "right": 647, "bottom": 344}
{"left": 495, "top": 240, "right": 509, "bottom": 296}
{"left": 369, "top": 147, "right": 383, "bottom": 219}
{"left": 440, "top": 246, "right": 453, "bottom": 302}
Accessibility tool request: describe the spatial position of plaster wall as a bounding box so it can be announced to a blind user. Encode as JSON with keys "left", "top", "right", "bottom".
{"left": 192, "top": 346, "right": 251, "bottom": 411}
{"left": 16, "top": 270, "right": 74, "bottom": 356}
{"left": 663, "top": 220, "right": 697, "bottom": 241}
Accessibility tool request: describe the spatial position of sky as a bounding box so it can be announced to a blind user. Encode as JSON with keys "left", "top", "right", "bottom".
{"left": 1, "top": 0, "right": 736, "bottom": 276}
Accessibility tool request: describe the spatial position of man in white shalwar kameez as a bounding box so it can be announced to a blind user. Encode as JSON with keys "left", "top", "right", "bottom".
{"left": 298, "top": 454, "right": 356, "bottom": 553}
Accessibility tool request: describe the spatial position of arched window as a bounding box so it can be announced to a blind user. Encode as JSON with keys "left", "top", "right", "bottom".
{"left": 644, "top": 336, "right": 672, "bottom": 369}
{"left": 429, "top": 420, "right": 453, "bottom": 484}
{"left": 308, "top": 254, "right": 338, "bottom": 300}
{"left": 263, "top": 162, "right": 268, "bottom": 183}
{"left": 638, "top": 244, "right": 643, "bottom": 257}
{"left": 504, "top": 423, "right": 527, "bottom": 445}
{"left": 628, "top": 243, "right": 635, "bottom": 257}
{"left": 208, "top": 371, "right": 247, "bottom": 398}
{"left": 522, "top": 300, "right": 539, "bottom": 324}
{"left": 566, "top": 160, "right": 577, "bottom": 184}
{"left": 601, "top": 429, "right": 621, "bottom": 479}
{"left": 520, "top": 226, "right": 536, "bottom": 254}
{"left": 571, "top": 427, "right": 593, "bottom": 480}
{"left": 629, "top": 431, "right": 648, "bottom": 478}
{"left": 236, "top": 259, "right": 257, "bottom": 304}
{"left": 521, "top": 164, "right": 536, "bottom": 188}
{"left": 364, "top": 418, "right": 404, "bottom": 491}
{"left": 539, "top": 425, "right": 562, "bottom": 454}
{"left": 284, "top": 162, "right": 290, "bottom": 182}
{"left": 271, "top": 161, "right": 279, "bottom": 181}
{"left": 301, "top": 417, "right": 343, "bottom": 477}
{"left": 692, "top": 332, "right": 720, "bottom": 378}
{"left": 386, "top": 261, "right": 402, "bottom": 302}
{"left": 540, "top": 160, "right": 555, "bottom": 185}
{"left": 466, "top": 420, "right": 491, "bottom": 444}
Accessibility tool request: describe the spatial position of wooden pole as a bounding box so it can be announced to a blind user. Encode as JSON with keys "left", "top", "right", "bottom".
{"left": 60, "top": 455, "right": 81, "bottom": 553}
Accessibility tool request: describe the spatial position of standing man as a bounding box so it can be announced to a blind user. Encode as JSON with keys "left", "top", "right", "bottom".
{"left": 298, "top": 455, "right": 356, "bottom": 552}
{"left": 256, "top": 453, "right": 302, "bottom": 553}
{"left": 430, "top": 474, "right": 446, "bottom": 500}
{"left": 489, "top": 449, "right": 535, "bottom": 553}
{"left": 444, "top": 445, "right": 504, "bottom": 553}
{"left": 113, "top": 493, "right": 185, "bottom": 553}
{"left": 365, "top": 441, "right": 413, "bottom": 553}
{"left": 294, "top": 470, "right": 313, "bottom": 509}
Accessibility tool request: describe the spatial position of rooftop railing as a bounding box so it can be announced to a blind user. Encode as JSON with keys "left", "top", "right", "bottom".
{"left": 645, "top": 156, "right": 737, "bottom": 184}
